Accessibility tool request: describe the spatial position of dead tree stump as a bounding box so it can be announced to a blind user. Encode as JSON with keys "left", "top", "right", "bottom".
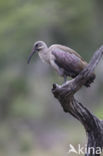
{"left": 52, "top": 46, "right": 103, "bottom": 156}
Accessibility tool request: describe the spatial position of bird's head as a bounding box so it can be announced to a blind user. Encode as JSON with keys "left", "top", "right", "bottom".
{"left": 27, "top": 41, "right": 47, "bottom": 64}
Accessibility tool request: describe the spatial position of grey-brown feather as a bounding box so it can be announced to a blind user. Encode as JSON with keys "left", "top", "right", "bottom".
{"left": 52, "top": 48, "right": 85, "bottom": 77}
{"left": 52, "top": 48, "right": 96, "bottom": 87}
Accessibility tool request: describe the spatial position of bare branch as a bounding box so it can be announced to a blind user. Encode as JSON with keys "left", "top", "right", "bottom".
{"left": 52, "top": 45, "right": 103, "bottom": 156}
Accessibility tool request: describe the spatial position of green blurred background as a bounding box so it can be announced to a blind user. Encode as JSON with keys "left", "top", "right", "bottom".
{"left": 0, "top": 0, "right": 103, "bottom": 155}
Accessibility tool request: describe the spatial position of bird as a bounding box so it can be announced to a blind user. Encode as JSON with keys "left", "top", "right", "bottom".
{"left": 27, "top": 41, "right": 96, "bottom": 87}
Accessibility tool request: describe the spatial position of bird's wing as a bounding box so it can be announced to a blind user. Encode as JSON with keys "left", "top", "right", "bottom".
{"left": 51, "top": 47, "right": 87, "bottom": 77}
{"left": 52, "top": 44, "right": 86, "bottom": 61}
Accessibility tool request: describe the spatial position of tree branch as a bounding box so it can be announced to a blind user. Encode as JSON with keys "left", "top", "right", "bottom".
{"left": 52, "top": 45, "right": 103, "bottom": 156}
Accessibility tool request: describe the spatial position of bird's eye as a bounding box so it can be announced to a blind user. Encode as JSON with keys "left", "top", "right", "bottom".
{"left": 35, "top": 44, "right": 39, "bottom": 48}
{"left": 35, "top": 43, "right": 43, "bottom": 51}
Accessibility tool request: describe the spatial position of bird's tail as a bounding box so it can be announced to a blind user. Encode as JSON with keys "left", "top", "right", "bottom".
{"left": 85, "top": 73, "right": 96, "bottom": 87}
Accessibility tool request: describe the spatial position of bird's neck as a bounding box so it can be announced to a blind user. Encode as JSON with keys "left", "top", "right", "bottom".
{"left": 38, "top": 48, "right": 50, "bottom": 64}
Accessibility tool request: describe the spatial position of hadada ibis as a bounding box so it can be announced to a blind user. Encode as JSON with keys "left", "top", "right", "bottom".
{"left": 27, "top": 41, "right": 95, "bottom": 87}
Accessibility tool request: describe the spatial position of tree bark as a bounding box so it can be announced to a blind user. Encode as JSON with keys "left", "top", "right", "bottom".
{"left": 52, "top": 45, "right": 103, "bottom": 156}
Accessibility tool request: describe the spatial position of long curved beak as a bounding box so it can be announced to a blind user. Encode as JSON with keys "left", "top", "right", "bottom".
{"left": 27, "top": 48, "right": 36, "bottom": 64}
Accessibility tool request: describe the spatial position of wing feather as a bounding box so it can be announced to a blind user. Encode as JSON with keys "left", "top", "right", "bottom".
{"left": 51, "top": 47, "right": 87, "bottom": 78}
{"left": 50, "top": 44, "right": 86, "bottom": 61}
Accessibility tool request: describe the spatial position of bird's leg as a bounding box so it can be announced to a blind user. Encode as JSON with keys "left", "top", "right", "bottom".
{"left": 63, "top": 75, "right": 67, "bottom": 83}
{"left": 50, "top": 60, "right": 67, "bottom": 84}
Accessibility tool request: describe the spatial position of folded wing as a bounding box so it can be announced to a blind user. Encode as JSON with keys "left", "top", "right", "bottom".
{"left": 52, "top": 47, "right": 87, "bottom": 78}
